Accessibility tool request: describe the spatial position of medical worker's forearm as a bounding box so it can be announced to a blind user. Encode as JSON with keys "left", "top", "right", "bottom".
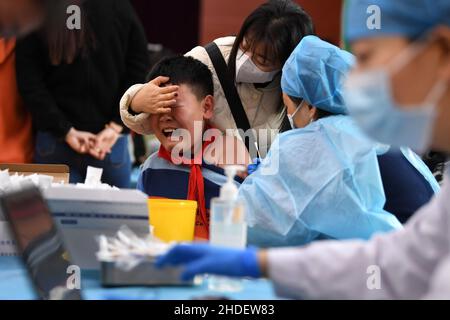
{"left": 266, "top": 241, "right": 375, "bottom": 300}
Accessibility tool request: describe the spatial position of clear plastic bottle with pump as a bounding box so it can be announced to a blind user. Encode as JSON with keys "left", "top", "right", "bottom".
{"left": 208, "top": 165, "right": 247, "bottom": 292}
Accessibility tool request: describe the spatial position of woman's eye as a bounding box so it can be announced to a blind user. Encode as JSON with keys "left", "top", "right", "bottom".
{"left": 254, "top": 57, "right": 269, "bottom": 67}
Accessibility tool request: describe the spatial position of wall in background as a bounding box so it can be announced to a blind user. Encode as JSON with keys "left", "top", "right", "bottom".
{"left": 200, "top": 0, "right": 343, "bottom": 46}
{"left": 130, "top": 0, "right": 343, "bottom": 54}
{"left": 131, "top": 0, "right": 200, "bottom": 54}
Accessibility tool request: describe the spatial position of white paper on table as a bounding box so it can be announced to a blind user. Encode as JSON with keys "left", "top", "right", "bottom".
{"left": 85, "top": 166, "right": 103, "bottom": 186}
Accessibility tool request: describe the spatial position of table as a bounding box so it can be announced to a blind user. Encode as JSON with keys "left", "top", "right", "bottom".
{"left": 0, "top": 257, "right": 277, "bottom": 300}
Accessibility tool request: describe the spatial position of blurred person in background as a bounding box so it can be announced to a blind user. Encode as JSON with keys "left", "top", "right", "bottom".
{"left": 0, "top": 0, "right": 71, "bottom": 164}
{"left": 0, "top": 0, "right": 46, "bottom": 38}
{"left": 0, "top": 37, "right": 33, "bottom": 163}
{"left": 16, "top": 0, "right": 149, "bottom": 187}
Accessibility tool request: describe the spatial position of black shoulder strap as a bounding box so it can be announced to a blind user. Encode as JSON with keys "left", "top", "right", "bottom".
{"left": 205, "top": 42, "right": 255, "bottom": 152}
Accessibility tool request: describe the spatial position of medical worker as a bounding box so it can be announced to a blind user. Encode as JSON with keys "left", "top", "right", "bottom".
{"left": 240, "top": 35, "right": 402, "bottom": 247}
{"left": 156, "top": 0, "right": 450, "bottom": 299}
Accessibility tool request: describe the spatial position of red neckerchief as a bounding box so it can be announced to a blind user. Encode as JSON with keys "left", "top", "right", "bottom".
{"left": 157, "top": 128, "right": 215, "bottom": 239}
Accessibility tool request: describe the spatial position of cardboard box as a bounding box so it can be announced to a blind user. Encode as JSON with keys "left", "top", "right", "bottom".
{"left": 0, "top": 163, "right": 70, "bottom": 184}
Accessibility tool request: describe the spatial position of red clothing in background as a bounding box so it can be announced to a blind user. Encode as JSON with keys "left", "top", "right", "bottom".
{"left": 0, "top": 38, "right": 33, "bottom": 163}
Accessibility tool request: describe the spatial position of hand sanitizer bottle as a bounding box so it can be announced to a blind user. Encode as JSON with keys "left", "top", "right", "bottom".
{"left": 208, "top": 165, "right": 247, "bottom": 292}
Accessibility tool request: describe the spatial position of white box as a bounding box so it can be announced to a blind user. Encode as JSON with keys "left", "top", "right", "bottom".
{"left": 43, "top": 186, "right": 150, "bottom": 270}
{"left": 0, "top": 186, "right": 150, "bottom": 269}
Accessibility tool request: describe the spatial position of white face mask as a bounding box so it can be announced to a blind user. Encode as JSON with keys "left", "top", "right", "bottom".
{"left": 235, "top": 49, "right": 279, "bottom": 84}
{"left": 344, "top": 39, "right": 448, "bottom": 154}
{"left": 287, "top": 101, "right": 304, "bottom": 129}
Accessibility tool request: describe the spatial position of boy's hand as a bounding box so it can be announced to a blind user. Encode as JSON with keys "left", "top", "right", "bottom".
{"left": 130, "top": 76, "right": 179, "bottom": 114}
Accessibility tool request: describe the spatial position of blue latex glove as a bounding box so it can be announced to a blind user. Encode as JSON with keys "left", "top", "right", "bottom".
{"left": 247, "top": 158, "right": 261, "bottom": 175}
{"left": 155, "top": 244, "right": 261, "bottom": 281}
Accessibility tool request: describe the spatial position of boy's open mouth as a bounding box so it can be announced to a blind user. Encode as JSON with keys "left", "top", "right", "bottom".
{"left": 162, "top": 128, "right": 177, "bottom": 138}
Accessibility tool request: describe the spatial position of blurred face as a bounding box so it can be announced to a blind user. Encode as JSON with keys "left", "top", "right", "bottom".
{"left": 150, "top": 84, "right": 214, "bottom": 153}
{"left": 0, "top": 0, "right": 44, "bottom": 37}
{"left": 282, "top": 93, "right": 316, "bottom": 129}
{"left": 350, "top": 27, "right": 450, "bottom": 152}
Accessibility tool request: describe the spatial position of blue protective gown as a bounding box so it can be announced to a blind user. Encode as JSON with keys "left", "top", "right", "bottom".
{"left": 239, "top": 115, "right": 403, "bottom": 247}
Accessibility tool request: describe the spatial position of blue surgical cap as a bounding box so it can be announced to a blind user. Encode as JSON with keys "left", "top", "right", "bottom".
{"left": 345, "top": 0, "right": 450, "bottom": 43}
{"left": 281, "top": 36, "right": 355, "bottom": 114}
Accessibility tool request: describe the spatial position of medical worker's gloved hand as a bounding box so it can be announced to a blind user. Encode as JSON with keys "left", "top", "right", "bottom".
{"left": 155, "top": 244, "right": 262, "bottom": 281}
{"left": 247, "top": 158, "right": 261, "bottom": 175}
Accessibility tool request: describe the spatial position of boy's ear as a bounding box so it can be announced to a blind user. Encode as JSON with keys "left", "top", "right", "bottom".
{"left": 202, "top": 95, "right": 215, "bottom": 120}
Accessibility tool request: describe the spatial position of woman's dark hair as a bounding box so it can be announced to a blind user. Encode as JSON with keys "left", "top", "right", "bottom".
{"left": 42, "top": 0, "right": 96, "bottom": 65}
{"left": 228, "top": 0, "right": 315, "bottom": 78}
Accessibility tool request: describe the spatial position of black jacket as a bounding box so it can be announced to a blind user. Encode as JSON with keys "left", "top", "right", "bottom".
{"left": 16, "top": 0, "right": 149, "bottom": 138}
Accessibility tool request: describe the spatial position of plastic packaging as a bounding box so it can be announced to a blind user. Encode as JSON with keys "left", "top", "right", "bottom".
{"left": 96, "top": 226, "right": 195, "bottom": 286}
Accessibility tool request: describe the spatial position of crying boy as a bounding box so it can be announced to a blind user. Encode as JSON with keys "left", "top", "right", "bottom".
{"left": 137, "top": 56, "right": 250, "bottom": 240}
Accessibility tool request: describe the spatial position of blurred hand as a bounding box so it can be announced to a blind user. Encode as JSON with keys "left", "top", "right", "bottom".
{"left": 89, "top": 127, "right": 120, "bottom": 160}
{"left": 155, "top": 244, "right": 262, "bottom": 281}
{"left": 130, "top": 76, "right": 179, "bottom": 114}
{"left": 65, "top": 128, "right": 97, "bottom": 154}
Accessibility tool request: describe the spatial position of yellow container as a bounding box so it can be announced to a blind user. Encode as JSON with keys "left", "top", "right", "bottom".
{"left": 148, "top": 198, "right": 197, "bottom": 242}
